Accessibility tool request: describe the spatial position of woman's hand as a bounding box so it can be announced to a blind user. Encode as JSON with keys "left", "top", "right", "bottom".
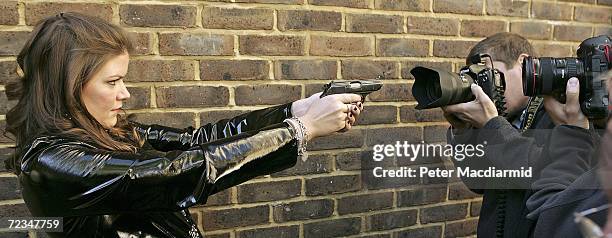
{"left": 297, "top": 93, "right": 362, "bottom": 140}
{"left": 291, "top": 92, "right": 321, "bottom": 118}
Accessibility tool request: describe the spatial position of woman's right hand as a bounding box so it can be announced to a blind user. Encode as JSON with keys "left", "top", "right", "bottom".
{"left": 297, "top": 94, "right": 362, "bottom": 140}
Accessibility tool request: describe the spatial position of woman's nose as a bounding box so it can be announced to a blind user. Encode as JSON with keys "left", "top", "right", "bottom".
{"left": 117, "top": 83, "right": 131, "bottom": 100}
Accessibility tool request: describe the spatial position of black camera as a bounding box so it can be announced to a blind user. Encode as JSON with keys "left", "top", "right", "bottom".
{"left": 522, "top": 35, "right": 611, "bottom": 119}
{"left": 410, "top": 54, "right": 507, "bottom": 116}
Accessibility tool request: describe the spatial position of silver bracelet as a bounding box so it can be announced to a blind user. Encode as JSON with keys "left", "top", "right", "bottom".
{"left": 284, "top": 117, "right": 309, "bottom": 161}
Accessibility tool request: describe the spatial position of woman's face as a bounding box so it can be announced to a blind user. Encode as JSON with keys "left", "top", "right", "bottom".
{"left": 82, "top": 53, "right": 130, "bottom": 128}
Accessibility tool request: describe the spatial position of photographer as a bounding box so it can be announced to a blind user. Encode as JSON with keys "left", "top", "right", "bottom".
{"left": 524, "top": 77, "right": 603, "bottom": 238}
{"left": 442, "top": 32, "right": 555, "bottom": 238}
{"left": 525, "top": 70, "right": 612, "bottom": 238}
{"left": 5, "top": 12, "right": 365, "bottom": 237}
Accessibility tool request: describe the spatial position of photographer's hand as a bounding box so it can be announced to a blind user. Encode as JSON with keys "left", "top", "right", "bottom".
{"left": 442, "top": 84, "right": 499, "bottom": 128}
{"left": 543, "top": 77, "right": 589, "bottom": 129}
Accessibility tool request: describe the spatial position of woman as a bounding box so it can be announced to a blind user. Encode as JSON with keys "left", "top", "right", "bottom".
{"left": 5, "top": 12, "right": 363, "bottom": 237}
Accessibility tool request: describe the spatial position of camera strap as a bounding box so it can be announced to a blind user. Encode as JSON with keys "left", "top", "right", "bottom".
{"left": 519, "top": 96, "right": 544, "bottom": 133}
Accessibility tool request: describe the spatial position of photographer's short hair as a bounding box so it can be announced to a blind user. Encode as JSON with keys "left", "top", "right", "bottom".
{"left": 467, "top": 32, "right": 536, "bottom": 68}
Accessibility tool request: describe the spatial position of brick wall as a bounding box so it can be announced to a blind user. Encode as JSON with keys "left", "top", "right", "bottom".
{"left": 0, "top": 0, "right": 610, "bottom": 237}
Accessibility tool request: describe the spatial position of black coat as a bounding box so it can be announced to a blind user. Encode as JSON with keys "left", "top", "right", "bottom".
{"left": 19, "top": 103, "right": 298, "bottom": 238}
{"left": 448, "top": 108, "right": 555, "bottom": 238}
{"left": 527, "top": 125, "right": 605, "bottom": 238}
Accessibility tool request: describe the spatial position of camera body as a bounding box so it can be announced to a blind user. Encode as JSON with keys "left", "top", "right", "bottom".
{"left": 410, "top": 54, "right": 507, "bottom": 116}
{"left": 522, "top": 35, "right": 611, "bottom": 119}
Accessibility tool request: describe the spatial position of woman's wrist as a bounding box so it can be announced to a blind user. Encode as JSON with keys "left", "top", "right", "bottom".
{"left": 291, "top": 99, "right": 308, "bottom": 118}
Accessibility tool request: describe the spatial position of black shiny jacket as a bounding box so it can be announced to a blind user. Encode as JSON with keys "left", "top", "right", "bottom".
{"left": 19, "top": 103, "right": 298, "bottom": 238}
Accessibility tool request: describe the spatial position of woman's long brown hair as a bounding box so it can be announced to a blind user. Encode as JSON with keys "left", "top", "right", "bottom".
{"left": 5, "top": 12, "right": 142, "bottom": 175}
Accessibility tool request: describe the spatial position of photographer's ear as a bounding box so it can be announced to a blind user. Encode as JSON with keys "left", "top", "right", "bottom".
{"left": 517, "top": 53, "right": 529, "bottom": 67}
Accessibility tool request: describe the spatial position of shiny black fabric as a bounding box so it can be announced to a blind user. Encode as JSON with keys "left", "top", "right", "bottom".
{"left": 19, "top": 103, "right": 298, "bottom": 238}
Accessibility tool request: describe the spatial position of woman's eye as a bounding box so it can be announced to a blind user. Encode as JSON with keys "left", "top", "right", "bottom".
{"left": 108, "top": 79, "right": 121, "bottom": 85}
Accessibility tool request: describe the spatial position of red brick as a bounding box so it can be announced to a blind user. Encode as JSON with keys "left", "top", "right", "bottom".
{"left": 337, "top": 192, "right": 393, "bottom": 215}
{"left": 433, "top": 40, "right": 478, "bottom": 58}
{"left": 358, "top": 105, "right": 397, "bottom": 125}
{"left": 445, "top": 218, "right": 478, "bottom": 237}
{"left": 367, "top": 210, "right": 418, "bottom": 231}
{"left": 420, "top": 203, "right": 468, "bottom": 224}
{"left": 554, "top": 25, "right": 593, "bottom": 42}
{"left": 511, "top": 22, "right": 552, "bottom": 40}
{"left": 408, "top": 16, "right": 459, "bottom": 36}
{"left": 305, "top": 175, "right": 361, "bottom": 196}
{"left": 127, "top": 60, "right": 194, "bottom": 82}
{"left": 0, "top": 203, "right": 31, "bottom": 217}
{"left": 310, "top": 35, "right": 373, "bottom": 56}
{"left": 124, "top": 87, "right": 150, "bottom": 110}
{"left": 237, "top": 226, "right": 299, "bottom": 238}
{"left": 127, "top": 32, "right": 152, "bottom": 55}
{"left": 130, "top": 112, "right": 195, "bottom": 129}
{"left": 0, "top": 31, "right": 30, "bottom": 56}
{"left": 273, "top": 199, "right": 333, "bottom": 222}
{"left": 395, "top": 226, "right": 442, "bottom": 238}
{"left": 375, "top": 0, "right": 430, "bottom": 12}
{"left": 346, "top": 14, "right": 403, "bottom": 33}
{"left": 278, "top": 10, "right": 341, "bottom": 32}
{"left": 202, "top": 7, "right": 273, "bottom": 30}
{"left": 120, "top": 4, "right": 196, "bottom": 27}
{"left": 401, "top": 60, "right": 454, "bottom": 79}
{"left": 575, "top": 6, "right": 611, "bottom": 24}
{"left": 531, "top": 2, "right": 572, "bottom": 21}
{"left": 307, "top": 129, "right": 364, "bottom": 150}
{"left": 235, "top": 0, "right": 302, "bottom": 3}
{"left": 595, "top": 26, "right": 612, "bottom": 36}
{"left": 449, "top": 183, "right": 480, "bottom": 200}
{"left": 203, "top": 189, "right": 232, "bottom": 206}
{"left": 533, "top": 43, "right": 573, "bottom": 58}
{"left": 237, "top": 179, "right": 301, "bottom": 203}
{"left": 368, "top": 83, "right": 414, "bottom": 102}
{"left": 309, "top": 0, "right": 369, "bottom": 8}
{"left": 200, "top": 60, "right": 268, "bottom": 81}
{"left": 234, "top": 84, "right": 301, "bottom": 105}
{"left": 159, "top": 33, "right": 233, "bottom": 56}
{"left": 486, "top": 0, "right": 529, "bottom": 17}
{"left": 398, "top": 186, "right": 447, "bottom": 207}
{"left": 0, "top": 1, "right": 18, "bottom": 25}
{"left": 274, "top": 60, "right": 337, "bottom": 80}
{"left": 460, "top": 20, "right": 506, "bottom": 37}
{"left": 402, "top": 105, "right": 446, "bottom": 123}
{"left": 376, "top": 38, "right": 429, "bottom": 57}
{"left": 365, "top": 126, "right": 421, "bottom": 146}
{"left": 433, "top": 0, "right": 483, "bottom": 15}
{"left": 25, "top": 2, "right": 112, "bottom": 25}
{"left": 156, "top": 86, "right": 229, "bottom": 108}
{"left": 305, "top": 83, "right": 327, "bottom": 97}
{"left": 239, "top": 35, "right": 305, "bottom": 56}
{"left": 202, "top": 205, "right": 269, "bottom": 231}
{"left": 272, "top": 154, "right": 333, "bottom": 176}
{"left": 598, "top": 0, "right": 612, "bottom": 6}
{"left": 0, "top": 61, "right": 19, "bottom": 85}
{"left": 304, "top": 217, "right": 361, "bottom": 238}
{"left": 341, "top": 60, "right": 398, "bottom": 79}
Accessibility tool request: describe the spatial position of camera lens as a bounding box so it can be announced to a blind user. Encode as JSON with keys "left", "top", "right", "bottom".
{"left": 522, "top": 57, "right": 583, "bottom": 96}
{"left": 410, "top": 66, "right": 474, "bottom": 109}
